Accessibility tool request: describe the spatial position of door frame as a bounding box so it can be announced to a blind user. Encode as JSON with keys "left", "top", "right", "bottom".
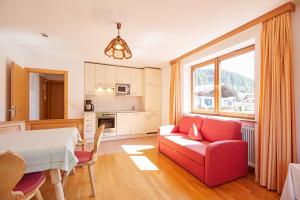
{"left": 25, "top": 68, "right": 68, "bottom": 119}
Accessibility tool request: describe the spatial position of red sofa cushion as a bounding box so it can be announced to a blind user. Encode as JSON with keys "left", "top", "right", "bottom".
{"left": 188, "top": 126, "right": 203, "bottom": 141}
{"left": 159, "top": 133, "right": 209, "bottom": 166}
{"left": 200, "top": 118, "right": 242, "bottom": 142}
{"left": 13, "top": 172, "right": 45, "bottom": 194}
{"left": 178, "top": 115, "right": 204, "bottom": 134}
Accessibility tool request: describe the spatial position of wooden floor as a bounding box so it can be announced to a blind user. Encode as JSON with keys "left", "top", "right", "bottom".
{"left": 40, "top": 136, "right": 280, "bottom": 200}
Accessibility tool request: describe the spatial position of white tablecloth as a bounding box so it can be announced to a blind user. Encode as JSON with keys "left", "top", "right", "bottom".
{"left": 281, "top": 163, "right": 300, "bottom": 200}
{"left": 0, "top": 127, "right": 80, "bottom": 173}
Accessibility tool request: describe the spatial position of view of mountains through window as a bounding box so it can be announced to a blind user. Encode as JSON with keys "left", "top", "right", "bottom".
{"left": 193, "top": 49, "right": 255, "bottom": 116}
{"left": 194, "top": 69, "right": 254, "bottom": 93}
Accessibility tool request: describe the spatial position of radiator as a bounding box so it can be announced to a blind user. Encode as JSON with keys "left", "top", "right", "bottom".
{"left": 241, "top": 126, "right": 255, "bottom": 168}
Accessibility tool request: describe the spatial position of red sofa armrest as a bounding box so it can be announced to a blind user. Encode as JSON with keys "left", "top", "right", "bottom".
{"left": 158, "top": 125, "right": 179, "bottom": 136}
{"left": 205, "top": 140, "right": 248, "bottom": 187}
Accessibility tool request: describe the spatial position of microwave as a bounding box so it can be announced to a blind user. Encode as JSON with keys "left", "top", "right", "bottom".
{"left": 116, "top": 84, "right": 130, "bottom": 95}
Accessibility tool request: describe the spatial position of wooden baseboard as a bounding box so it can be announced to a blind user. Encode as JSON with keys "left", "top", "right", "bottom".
{"left": 100, "top": 133, "right": 157, "bottom": 142}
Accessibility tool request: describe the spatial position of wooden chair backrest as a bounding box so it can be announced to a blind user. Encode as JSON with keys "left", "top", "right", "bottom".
{"left": 0, "top": 151, "right": 25, "bottom": 200}
{"left": 93, "top": 125, "right": 105, "bottom": 154}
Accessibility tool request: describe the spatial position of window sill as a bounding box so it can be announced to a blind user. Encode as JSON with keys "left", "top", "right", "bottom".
{"left": 189, "top": 112, "right": 257, "bottom": 124}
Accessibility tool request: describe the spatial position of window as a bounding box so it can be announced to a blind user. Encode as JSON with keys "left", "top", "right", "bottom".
{"left": 192, "top": 63, "right": 215, "bottom": 112}
{"left": 192, "top": 45, "right": 255, "bottom": 119}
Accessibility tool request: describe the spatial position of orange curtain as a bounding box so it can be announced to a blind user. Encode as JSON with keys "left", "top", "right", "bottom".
{"left": 169, "top": 61, "right": 181, "bottom": 125}
{"left": 257, "top": 11, "right": 297, "bottom": 193}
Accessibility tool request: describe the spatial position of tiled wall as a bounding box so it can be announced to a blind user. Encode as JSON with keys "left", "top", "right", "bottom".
{"left": 85, "top": 89, "right": 143, "bottom": 112}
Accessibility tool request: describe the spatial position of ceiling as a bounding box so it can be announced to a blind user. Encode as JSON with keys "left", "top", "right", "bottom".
{"left": 0, "top": 0, "right": 290, "bottom": 67}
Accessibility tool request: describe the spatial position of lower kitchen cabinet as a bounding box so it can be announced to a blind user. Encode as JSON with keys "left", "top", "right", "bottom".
{"left": 146, "top": 113, "right": 160, "bottom": 133}
{"left": 84, "top": 112, "right": 96, "bottom": 142}
{"left": 117, "top": 112, "right": 145, "bottom": 135}
{"left": 130, "top": 112, "right": 145, "bottom": 134}
{"left": 116, "top": 113, "right": 131, "bottom": 135}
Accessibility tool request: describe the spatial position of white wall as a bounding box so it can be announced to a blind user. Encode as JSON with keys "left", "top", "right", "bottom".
{"left": 29, "top": 73, "right": 40, "bottom": 120}
{"left": 292, "top": 1, "right": 300, "bottom": 162}
{"left": 24, "top": 50, "right": 84, "bottom": 118}
{"left": 0, "top": 38, "right": 25, "bottom": 121}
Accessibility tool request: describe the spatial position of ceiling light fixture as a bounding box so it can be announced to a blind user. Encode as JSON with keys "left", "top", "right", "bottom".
{"left": 104, "top": 22, "right": 132, "bottom": 59}
{"left": 41, "top": 33, "right": 48, "bottom": 38}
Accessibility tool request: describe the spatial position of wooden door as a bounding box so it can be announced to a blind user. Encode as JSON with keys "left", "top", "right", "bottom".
{"left": 10, "top": 62, "right": 28, "bottom": 121}
{"left": 47, "top": 80, "right": 64, "bottom": 119}
{"left": 39, "top": 76, "right": 48, "bottom": 120}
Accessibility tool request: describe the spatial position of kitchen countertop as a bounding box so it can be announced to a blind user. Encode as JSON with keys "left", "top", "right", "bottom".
{"left": 97, "top": 110, "right": 145, "bottom": 113}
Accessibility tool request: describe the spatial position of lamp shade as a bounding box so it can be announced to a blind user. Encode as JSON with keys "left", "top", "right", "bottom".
{"left": 104, "top": 23, "right": 132, "bottom": 59}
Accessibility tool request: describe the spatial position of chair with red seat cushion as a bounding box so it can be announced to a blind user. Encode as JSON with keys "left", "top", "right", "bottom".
{"left": 0, "top": 151, "right": 46, "bottom": 200}
{"left": 74, "top": 150, "right": 93, "bottom": 164}
{"left": 69, "top": 125, "right": 105, "bottom": 197}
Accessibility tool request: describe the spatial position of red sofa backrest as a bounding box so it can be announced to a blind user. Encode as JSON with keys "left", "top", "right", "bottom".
{"left": 200, "top": 118, "right": 242, "bottom": 142}
{"left": 178, "top": 115, "right": 204, "bottom": 134}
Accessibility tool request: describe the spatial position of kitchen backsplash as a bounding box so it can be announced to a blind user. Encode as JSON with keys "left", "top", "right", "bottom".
{"left": 85, "top": 89, "right": 143, "bottom": 112}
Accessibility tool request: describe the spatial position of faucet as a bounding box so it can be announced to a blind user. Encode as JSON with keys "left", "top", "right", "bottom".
{"left": 132, "top": 104, "right": 135, "bottom": 111}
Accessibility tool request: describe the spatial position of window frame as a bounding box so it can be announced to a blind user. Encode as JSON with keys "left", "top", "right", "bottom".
{"left": 191, "top": 45, "right": 255, "bottom": 119}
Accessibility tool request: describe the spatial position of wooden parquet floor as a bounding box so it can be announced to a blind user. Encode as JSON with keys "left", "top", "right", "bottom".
{"left": 40, "top": 136, "right": 279, "bottom": 200}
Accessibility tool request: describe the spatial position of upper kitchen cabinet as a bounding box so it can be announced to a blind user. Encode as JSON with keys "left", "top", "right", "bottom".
{"left": 144, "top": 68, "right": 161, "bottom": 86}
{"left": 84, "top": 63, "right": 96, "bottom": 94}
{"left": 116, "top": 67, "right": 130, "bottom": 84}
{"left": 95, "top": 64, "right": 106, "bottom": 87}
{"left": 130, "top": 68, "right": 142, "bottom": 96}
{"left": 105, "top": 65, "right": 116, "bottom": 88}
{"left": 95, "top": 64, "right": 116, "bottom": 88}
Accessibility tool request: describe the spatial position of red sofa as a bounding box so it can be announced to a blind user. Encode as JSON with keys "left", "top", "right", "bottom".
{"left": 158, "top": 115, "right": 248, "bottom": 187}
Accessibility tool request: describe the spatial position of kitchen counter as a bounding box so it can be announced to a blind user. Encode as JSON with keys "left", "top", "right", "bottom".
{"left": 97, "top": 110, "right": 145, "bottom": 113}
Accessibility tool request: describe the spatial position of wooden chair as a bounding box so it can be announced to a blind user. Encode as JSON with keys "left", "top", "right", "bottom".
{"left": 0, "top": 151, "right": 46, "bottom": 200}
{"left": 63, "top": 125, "right": 105, "bottom": 197}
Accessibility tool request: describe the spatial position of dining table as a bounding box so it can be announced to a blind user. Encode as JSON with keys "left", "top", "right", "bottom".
{"left": 0, "top": 127, "right": 81, "bottom": 200}
{"left": 281, "top": 163, "right": 300, "bottom": 200}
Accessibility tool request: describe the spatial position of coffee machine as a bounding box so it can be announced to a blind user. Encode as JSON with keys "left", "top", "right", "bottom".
{"left": 84, "top": 100, "right": 94, "bottom": 111}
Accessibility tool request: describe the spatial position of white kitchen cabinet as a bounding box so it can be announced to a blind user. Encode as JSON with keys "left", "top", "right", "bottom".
{"left": 84, "top": 63, "right": 96, "bottom": 94}
{"left": 84, "top": 112, "right": 96, "bottom": 142}
{"left": 130, "top": 68, "right": 142, "bottom": 96}
{"left": 117, "top": 112, "right": 146, "bottom": 135}
{"left": 145, "top": 114, "right": 160, "bottom": 133}
{"left": 130, "top": 112, "right": 145, "bottom": 134}
{"left": 116, "top": 67, "right": 130, "bottom": 84}
{"left": 95, "top": 64, "right": 106, "bottom": 87}
{"left": 116, "top": 113, "right": 131, "bottom": 135}
{"left": 145, "top": 85, "right": 161, "bottom": 112}
{"left": 144, "top": 68, "right": 161, "bottom": 86}
{"left": 105, "top": 65, "right": 116, "bottom": 87}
